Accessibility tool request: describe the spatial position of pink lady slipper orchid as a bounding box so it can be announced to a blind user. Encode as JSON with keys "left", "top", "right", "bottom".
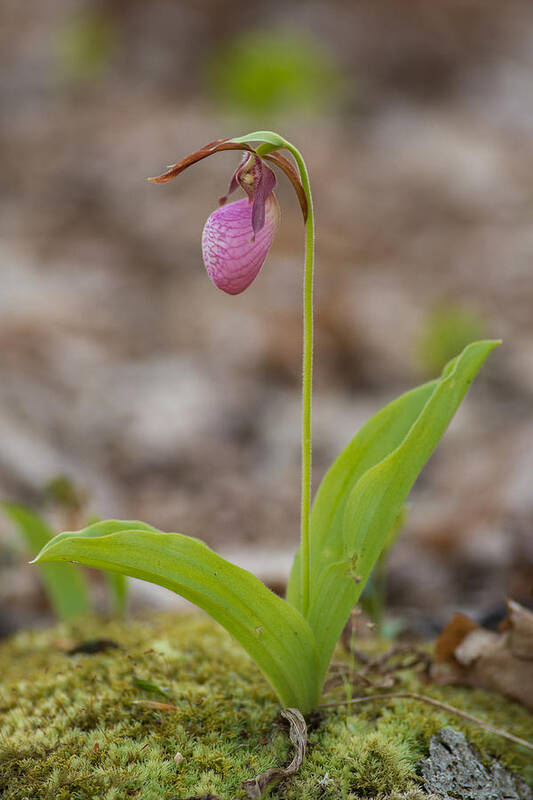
{"left": 148, "top": 138, "right": 308, "bottom": 294}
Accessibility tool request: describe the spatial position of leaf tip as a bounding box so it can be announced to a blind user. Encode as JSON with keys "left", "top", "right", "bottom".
{"left": 29, "top": 541, "right": 53, "bottom": 564}
{"left": 477, "top": 337, "right": 502, "bottom": 349}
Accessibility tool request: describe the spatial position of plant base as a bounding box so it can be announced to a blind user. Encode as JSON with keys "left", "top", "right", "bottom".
{"left": 0, "top": 613, "right": 531, "bottom": 799}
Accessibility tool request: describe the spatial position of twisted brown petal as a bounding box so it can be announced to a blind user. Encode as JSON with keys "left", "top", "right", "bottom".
{"left": 263, "top": 152, "right": 308, "bottom": 222}
{"left": 148, "top": 140, "right": 256, "bottom": 184}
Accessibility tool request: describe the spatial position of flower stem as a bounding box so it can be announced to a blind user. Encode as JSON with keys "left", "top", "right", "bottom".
{"left": 283, "top": 143, "right": 315, "bottom": 618}
{"left": 235, "top": 132, "right": 315, "bottom": 617}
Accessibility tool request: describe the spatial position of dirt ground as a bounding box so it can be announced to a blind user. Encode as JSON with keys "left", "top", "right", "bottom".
{"left": 1, "top": 0, "right": 532, "bottom": 634}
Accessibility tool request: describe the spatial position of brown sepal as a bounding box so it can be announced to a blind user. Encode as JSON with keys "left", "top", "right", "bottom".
{"left": 148, "top": 139, "right": 256, "bottom": 184}
{"left": 263, "top": 151, "right": 309, "bottom": 222}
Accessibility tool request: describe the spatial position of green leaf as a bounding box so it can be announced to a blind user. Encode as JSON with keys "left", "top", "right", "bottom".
{"left": 82, "top": 514, "right": 129, "bottom": 615}
{"left": 83, "top": 515, "right": 129, "bottom": 615}
{"left": 306, "top": 340, "right": 500, "bottom": 680}
{"left": 286, "top": 378, "right": 440, "bottom": 611}
{"left": 33, "top": 521, "right": 321, "bottom": 712}
{"left": 2, "top": 502, "right": 90, "bottom": 620}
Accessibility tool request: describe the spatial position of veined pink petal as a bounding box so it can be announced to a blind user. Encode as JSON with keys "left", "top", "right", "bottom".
{"left": 202, "top": 194, "right": 280, "bottom": 295}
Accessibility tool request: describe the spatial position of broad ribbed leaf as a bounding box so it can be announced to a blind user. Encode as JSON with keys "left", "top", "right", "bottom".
{"left": 286, "top": 378, "right": 440, "bottom": 611}
{"left": 82, "top": 516, "right": 130, "bottom": 615}
{"left": 3, "top": 502, "right": 90, "bottom": 620}
{"left": 306, "top": 340, "right": 499, "bottom": 680}
{"left": 33, "top": 521, "right": 321, "bottom": 712}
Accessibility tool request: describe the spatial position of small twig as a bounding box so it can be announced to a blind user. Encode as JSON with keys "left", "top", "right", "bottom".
{"left": 323, "top": 669, "right": 394, "bottom": 694}
{"left": 326, "top": 644, "right": 431, "bottom": 695}
{"left": 369, "top": 645, "right": 432, "bottom": 676}
{"left": 349, "top": 648, "right": 371, "bottom": 665}
{"left": 325, "top": 664, "right": 375, "bottom": 685}
{"left": 131, "top": 700, "right": 180, "bottom": 711}
{"left": 319, "top": 691, "right": 533, "bottom": 752}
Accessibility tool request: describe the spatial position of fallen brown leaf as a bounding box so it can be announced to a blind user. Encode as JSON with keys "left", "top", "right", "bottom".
{"left": 433, "top": 599, "right": 533, "bottom": 711}
{"left": 434, "top": 613, "right": 480, "bottom": 663}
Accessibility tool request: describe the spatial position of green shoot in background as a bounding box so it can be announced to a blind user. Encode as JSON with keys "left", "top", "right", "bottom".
{"left": 417, "top": 304, "right": 487, "bottom": 375}
{"left": 206, "top": 31, "right": 343, "bottom": 116}
{"left": 360, "top": 506, "right": 408, "bottom": 638}
{"left": 3, "top": 501, "right": 128, "bottom": 620}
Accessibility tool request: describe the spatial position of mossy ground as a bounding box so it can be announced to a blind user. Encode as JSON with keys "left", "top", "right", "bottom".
{"left": 0, "top": 613, "right": 531, "bottom": 800}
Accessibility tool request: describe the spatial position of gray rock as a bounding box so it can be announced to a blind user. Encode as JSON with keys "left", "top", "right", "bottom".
{"left": 419, "top": 729, "right": 532, "bottom": 800}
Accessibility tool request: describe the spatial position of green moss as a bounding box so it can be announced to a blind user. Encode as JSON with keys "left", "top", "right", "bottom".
{"left": 344, "top": 732, "right": 419, "bottom": 794}
{"left": 0, "top": 614, "right": 531, "bottom": 799}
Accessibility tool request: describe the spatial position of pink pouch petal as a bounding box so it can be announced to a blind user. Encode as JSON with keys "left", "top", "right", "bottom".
{"left": 202, "top": 194, "right": 280, "bottom": 295}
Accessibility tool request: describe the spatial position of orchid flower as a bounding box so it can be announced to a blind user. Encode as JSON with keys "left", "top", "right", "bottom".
{"left": 32, "top": 129, "right": 498, "bottom": 715}
{"left": 148, "top": 137, "right": 308, "bottom": 294}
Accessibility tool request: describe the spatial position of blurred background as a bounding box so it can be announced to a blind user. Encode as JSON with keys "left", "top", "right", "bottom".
{"left": 1, "top": 0, "right": 532, "bottom": 636}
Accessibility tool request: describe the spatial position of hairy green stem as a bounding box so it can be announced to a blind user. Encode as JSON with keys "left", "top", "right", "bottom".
{"left": 283, "top": 143, "right": 315, "bottom": 617}
{"left": 239, "top": 133, "right": 315, "bottom": 617}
